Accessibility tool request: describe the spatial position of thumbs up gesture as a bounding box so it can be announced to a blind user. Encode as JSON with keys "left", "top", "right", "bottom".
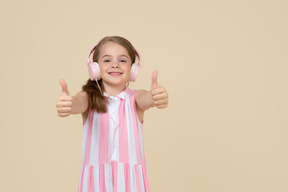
{"left": 56, "top": 79, "right": 73, "bottom": 117}
{"left": 151, "top": 70, "right": 168, "bottom": 109}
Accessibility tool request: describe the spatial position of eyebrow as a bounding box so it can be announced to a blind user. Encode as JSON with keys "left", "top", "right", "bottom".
{"left": 101, "top": 55, "right": 129, "bottom": 59}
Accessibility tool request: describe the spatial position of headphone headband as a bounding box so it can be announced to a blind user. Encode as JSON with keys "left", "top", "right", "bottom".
{"left": 87, "top": 43, "right": 98, "bottom": 65}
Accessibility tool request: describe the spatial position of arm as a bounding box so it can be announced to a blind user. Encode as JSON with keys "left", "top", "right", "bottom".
{"left": 134, "top": 90, "right": 155, "bottom": 111}
{"left": 135, "top": 70, "right": 168, "bottom": 112}
{"left": 71, "top": 91, "right": 89, "bottom": 114}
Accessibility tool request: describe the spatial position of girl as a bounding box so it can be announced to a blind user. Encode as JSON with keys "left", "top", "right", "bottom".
{"left": 56, "top": 36, "right": 168, "bottom": 192}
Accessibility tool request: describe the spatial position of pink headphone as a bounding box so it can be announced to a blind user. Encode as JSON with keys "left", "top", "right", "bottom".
{"left": 87, "top": 43, "right": 141, "bottom": 82}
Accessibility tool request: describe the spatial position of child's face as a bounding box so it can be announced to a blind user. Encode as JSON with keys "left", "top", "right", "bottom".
{"left": 98, "top": 42, "right": 132, "bottom": 88}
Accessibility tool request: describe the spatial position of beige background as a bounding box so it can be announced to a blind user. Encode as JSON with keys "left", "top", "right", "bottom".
{"left": 1, "top": 0, "right": 288, "bottom": 191}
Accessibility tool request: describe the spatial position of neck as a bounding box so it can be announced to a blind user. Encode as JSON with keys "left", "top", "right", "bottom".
{"left": 103, "top": 83, "right": 127, "bottom": 96}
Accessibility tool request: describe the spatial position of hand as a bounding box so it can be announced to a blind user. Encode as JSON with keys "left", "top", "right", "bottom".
{"left": 56, "top": 79, "right": 73, "bottom": 117}
{"left": 151, "top": 70, "right": 168, "bottom": 109}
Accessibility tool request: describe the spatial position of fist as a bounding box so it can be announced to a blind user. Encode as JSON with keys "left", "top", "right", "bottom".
{"left": 56, "top": 79, "right": 73, "bottom": 117}
{"left": 151, "top": 70, "right": 168, "bottom": 109}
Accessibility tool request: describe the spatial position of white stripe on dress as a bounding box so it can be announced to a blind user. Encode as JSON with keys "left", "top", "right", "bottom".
{"left": 89, "top": 112, "right": 99, "bottom": 165}
{"left": 138, "top": 165, "right": 145, "bottom": 192}
{"left": 105, "top": 164, "right": 113, "bottom": 192}
{"left": 108, "top": 99, "right": 120, "bottom": 162}
{"left": 93, "top": 165, "right": 100, "bottom": 192}
{"left": 125, "top": 95, "right": 138, "bottom": 164}
{"left": 117, "top": 163, "right": 125, "bottom": 192}
{"left": 130, "top": 165, "right": 137, "bottom": 191}
{"left": 138, "top": 121, "right": 145, "bottom": 163}
{"left": 82, "top": 119, "right": 89, "bottom": 167}
{"left": 83, "top": 166, "right": 89, "bottom": 192}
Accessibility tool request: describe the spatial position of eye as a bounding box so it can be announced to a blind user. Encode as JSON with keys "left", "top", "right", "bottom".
{"left": 120, "top": 59, "right": 126, "bottom": 63}
{"left": 104, "top": 59, "right": 111, "bottom": 63}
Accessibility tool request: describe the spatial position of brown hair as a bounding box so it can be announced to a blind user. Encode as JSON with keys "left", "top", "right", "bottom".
{"left": 82, "top": 36, "right": 138, "bottom": 113}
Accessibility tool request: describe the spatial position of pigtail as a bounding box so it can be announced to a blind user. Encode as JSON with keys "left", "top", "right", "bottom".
{"left": 82, "top": 79, "right": 107, "bottom": 113}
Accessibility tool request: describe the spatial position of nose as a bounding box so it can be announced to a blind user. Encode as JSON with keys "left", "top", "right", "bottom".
{"left": 111, "top": 61, "right": 119, "bottom": 68}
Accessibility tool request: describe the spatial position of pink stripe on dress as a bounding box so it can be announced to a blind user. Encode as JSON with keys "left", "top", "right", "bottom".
{"left": 124, "top": 88, "right": 131, "bottom": 94}
{"left": 88, "top": 166, "right": 95, "bottom": 192}
{"left": 134, "top": 165, "right": 141, "bottom": 192}
{"left": 79, "top": 167, "right": 85, "bottom": 192}
{"left": 98, "top": 109, "right": 110, "bottom": 163}
{"left": 142, "top": 166, "right": 150, "bottom": 192}
{"left": 111, "top": 161, "right": 118, "bottom": 192}
{"left": 118, "top": 99, "right": 129, "bottom": 163}
{"left": 84, "top": 109, "right": 95, "bottom": 166}
{"left": 99, "top": 164, "right": 107, "bottom": 192}
{"left": 124, "top": 163, "right": 131, "bottom": 192}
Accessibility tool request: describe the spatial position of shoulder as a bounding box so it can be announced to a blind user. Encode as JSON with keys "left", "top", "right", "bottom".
{"left": 75, "top": 91, "right": 88, "bottom": 98}
{"left": 134, "top": 89, "right": 148, "bottom": 100}
{"left": 74, "top": 91, "right": 89, "bottom": 124}
{"left": 74, "top": 91, "right": 89, "bottom": 104}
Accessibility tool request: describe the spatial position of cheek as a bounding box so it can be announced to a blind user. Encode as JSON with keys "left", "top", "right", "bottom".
{"left": 99, "top": 64, "right": 108, "bottom": 71}
{"left": 126, "top": 66, "right": 132, "bottom": 73}
{"left": 99, "top": 65, "right": 108, "bottom": 77}
{"left": 124, "top": 64, "right": 132, "bottom": 72}
{"left": 123, "top": 65, "right": 131, "bottom": 79}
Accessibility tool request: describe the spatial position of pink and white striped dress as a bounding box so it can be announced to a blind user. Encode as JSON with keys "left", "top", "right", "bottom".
{"left": 78, "top": 88, "right": 150, "bottom": 192}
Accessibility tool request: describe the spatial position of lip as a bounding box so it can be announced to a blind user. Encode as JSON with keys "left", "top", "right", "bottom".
{"left": 108, "top": 72, "right": 123, "bottom": 76}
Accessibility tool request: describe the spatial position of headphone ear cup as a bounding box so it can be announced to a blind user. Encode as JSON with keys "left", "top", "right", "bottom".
{"left": 130, "top": 63, "right": 140, "bottom": 82}
{"left": 88, "top": 62, "right": 101, "bottom": 81}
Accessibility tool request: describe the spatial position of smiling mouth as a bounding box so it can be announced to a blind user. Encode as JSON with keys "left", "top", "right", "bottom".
{"left": 108, "top": 72, "right": 123, "bottom": 76}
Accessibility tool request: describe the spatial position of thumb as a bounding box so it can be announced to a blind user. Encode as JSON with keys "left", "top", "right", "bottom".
{"left": 151, "top": 70, "right": 158, "bottom": 90}
{"left": 59, "top": 79, "right": 70, "bottom": 96}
